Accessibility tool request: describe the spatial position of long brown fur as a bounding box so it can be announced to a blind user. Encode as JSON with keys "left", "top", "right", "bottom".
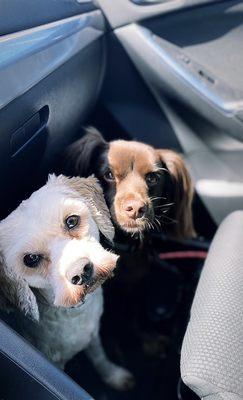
{"left": 63, "top": 129, "right": 195, "bottom": 240}
{"left": 156, "top": 149, "right": 195, "bottom": 239}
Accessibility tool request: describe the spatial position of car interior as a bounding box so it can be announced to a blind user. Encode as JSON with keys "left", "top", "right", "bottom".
{"left": 0, "top": 0, "right": 242, "bottom": 399}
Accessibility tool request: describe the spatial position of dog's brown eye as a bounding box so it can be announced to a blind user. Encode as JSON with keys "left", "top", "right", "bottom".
{"left": 23, "top": 254, "right": 42, "bottom": 268}
{"left": 104, "top": 170, "right": 115, "bottom": 182}
{"left": 146, "top": 173, "right": 159, "bottom": 186}
{"left": 65, "top": 215, "right": 80, "bottom": 230}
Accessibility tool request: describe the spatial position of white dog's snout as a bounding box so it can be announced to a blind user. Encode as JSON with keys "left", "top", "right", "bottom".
{"left": 49, "top": 237, "right": 118, "bottom": 307}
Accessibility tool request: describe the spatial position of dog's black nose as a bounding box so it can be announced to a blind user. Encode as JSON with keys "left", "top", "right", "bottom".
{"left": 71, "top": 274, "right": 82, "bottom": 285}
{"left": 81, "top": 262, "right": 94, "bottom": 284}
{"left": 70, "top": 262, "right": 94, "bottom": 286}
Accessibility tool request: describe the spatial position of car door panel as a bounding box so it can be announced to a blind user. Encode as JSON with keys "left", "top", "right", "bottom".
{"left": 116, "top": 23, "right": 243, "bottom": 140}
{"left": 0, "top": 11, "right": 104, "bottom": 112}
{"left": 0, "top": 319, "right": 92, "bottom": 400}
{"left": 0, "top": 3, "right": 105, "bottom": 219}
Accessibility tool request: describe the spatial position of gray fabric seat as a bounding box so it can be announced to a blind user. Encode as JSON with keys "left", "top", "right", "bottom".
{"left": 181, "top": 211, "right": 243, "bottom": 400}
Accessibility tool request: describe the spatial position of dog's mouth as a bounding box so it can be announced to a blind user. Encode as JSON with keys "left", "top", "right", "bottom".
{"left": 86, "top": 269, "right": 114, "bottom": 293}
{"left": 121, "top": 224, "right": 144, "bottom": 234}
{"left": 119, "top": 217, "right": 153, "bottom": 235}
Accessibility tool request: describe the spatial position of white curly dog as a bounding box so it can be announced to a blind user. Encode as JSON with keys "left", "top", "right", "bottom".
{"left": 0, "top": 175, "right": 134, "bottom": 390}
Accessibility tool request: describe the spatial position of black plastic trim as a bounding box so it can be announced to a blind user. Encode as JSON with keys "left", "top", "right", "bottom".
{"left": 0, "top": 319, "right": 93, "bottom": 400}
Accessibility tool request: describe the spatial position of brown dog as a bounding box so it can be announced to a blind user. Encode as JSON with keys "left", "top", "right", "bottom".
{"left": 64, "top": 127, "right": 195, "bottom": 240}
{"left": 63, "top": 129, "right": 195, "bottom": 359}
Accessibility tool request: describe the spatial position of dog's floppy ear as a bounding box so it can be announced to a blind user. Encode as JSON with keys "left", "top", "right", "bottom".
{"left": 0, "top": 254, "right": 39, "bottom": 321}
{"left": 60, "top": 175, "right": 115, "bottom": 242}
{"left": 156, "top": 149, "right": 195, "bottom": 239}
{"left": 64, "top": 127, "right": 108, "bottom": 177}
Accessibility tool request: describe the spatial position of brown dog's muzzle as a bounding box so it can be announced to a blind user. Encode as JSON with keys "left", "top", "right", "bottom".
{"left": 113, "top": 175, "right": 153, "bottom": 232}
{"left": 123, "top": 199, "right": 148, "bottom": 220}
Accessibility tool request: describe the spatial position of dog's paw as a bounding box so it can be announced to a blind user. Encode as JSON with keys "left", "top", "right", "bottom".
{"left": 104, "top": 366, "right": 135, "bottom": 391}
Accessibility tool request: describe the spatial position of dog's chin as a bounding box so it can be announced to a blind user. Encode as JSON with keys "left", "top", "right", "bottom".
{"left": 70, "top": 300, "right": 85, "bottom": 309}
{"left": 118, "top": 220, "right": 148, "bottom": 235}
{"left": 67, "top": 284, "right": 94, "bottom": 308}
